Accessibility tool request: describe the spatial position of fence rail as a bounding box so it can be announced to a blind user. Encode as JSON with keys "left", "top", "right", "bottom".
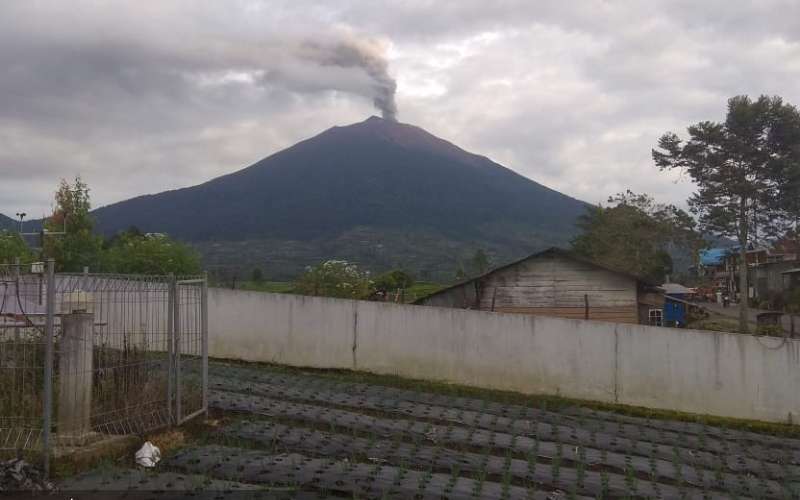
{"left": 0, "top": 261, "right": 207, "bottom": 475}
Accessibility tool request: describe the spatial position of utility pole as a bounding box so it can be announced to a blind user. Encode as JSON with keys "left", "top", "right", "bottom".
{"left": 15, "top": 212, "right": 26, "bottom": 233}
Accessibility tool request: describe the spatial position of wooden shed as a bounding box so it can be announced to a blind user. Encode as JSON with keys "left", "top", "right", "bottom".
{"left": 415, "top": 247, "right": 658, "bottom": 325}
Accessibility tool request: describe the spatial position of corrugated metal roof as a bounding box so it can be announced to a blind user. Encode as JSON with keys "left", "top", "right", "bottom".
{"left": 661, "top": 283, "right": 694, "bottom": 295}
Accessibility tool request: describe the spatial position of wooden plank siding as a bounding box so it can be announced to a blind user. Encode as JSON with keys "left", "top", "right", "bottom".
{"left": 418, "top": 250, "right": 643, "bottom": 324}
{"left": 476, "top": 254, "right": 639, "bottom": 324}
{"left": 493, "top": 306, "right": 638, "bottom": 323}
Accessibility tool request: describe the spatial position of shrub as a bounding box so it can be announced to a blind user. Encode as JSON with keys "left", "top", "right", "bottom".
{"left": 294, "top": 260, "right": 373, "bottom": 299}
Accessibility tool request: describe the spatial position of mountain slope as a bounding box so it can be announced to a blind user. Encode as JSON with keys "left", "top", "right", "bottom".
{"left": 93, "top": 116, "right": 588, "bottom": 278}
{"left": 0, "top": 214, "right": 15, "bottom": 231}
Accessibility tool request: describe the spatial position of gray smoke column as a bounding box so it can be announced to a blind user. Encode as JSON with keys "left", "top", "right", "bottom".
{"left": 300, "top": 36, "right": 398, "bottom": 121}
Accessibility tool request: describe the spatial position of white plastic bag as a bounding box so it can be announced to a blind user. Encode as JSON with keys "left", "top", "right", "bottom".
{"left": 135, "top": 441, "right": 161, "bottom": 468}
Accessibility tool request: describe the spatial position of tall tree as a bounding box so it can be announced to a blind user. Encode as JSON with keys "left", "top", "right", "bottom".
{"left": 571, "top": 191, "right": 702, "bottom": 283}
{"left": 653, "top": 95, "right": 800, "bottom": 332}
{"left": 43, "top": 177, "right": 103, "bottom": 271}
{"left": 771, "top": 102, "right": 800, "bottom": 238}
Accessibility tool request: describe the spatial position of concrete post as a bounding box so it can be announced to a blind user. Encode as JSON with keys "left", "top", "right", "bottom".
{"left": 58, "top": 312, "right": 94, "bottom": 445}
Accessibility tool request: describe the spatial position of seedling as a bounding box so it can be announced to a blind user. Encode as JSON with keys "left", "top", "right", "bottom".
{"left": 445, "top": 465, "right": 461, "bottom": 494}
{"left": 575, "top": 446, "right": 586, "bottom": 489}
{"left": 600, "top": 469, "right": 610, "bottom": 498}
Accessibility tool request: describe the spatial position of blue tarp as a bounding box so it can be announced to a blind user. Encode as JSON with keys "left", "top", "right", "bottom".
{"left": 699, "top": 248, "right": 729, "bottom": 266}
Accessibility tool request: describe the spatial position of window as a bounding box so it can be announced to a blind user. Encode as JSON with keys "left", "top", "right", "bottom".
{"left": 649, "top": 308, "right": 663, "bottom": 327}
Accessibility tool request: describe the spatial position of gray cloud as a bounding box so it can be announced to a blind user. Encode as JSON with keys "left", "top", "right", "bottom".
{"left": 1, "top": 0, "right": 799, "bottom": 218}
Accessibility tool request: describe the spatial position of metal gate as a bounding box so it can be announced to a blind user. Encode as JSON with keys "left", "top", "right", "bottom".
{"left": 171, "top": 277, "right": 208, "bottom": 425}
{"left": 0, "top": 261, "right": 207, "bottom": 474}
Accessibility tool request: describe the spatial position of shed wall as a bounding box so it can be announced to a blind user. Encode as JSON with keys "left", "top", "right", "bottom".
{"left": 419, "top": 253, "right": 640, "bottom": 324}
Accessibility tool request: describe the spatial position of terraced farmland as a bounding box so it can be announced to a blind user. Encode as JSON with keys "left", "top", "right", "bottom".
{"left": 61, "top": 362, "right": 800, "bottom": 498}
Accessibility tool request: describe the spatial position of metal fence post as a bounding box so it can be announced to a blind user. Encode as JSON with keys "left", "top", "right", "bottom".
{"left": 201, "top": 272, "right": 209, "bottom": 415}
{"left": 174, "top": 278, "right": 182, "bottom": 423}
{"left": 42, "top": 259, "right": 55, "bottom": 477}
{"left": 167, "top": 274, "right": 175, "bottom": 424}
{"left": 13, "top": 258, "right": 20, "bottom": 342}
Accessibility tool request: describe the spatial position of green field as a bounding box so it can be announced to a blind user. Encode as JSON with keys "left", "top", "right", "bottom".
{"left": 237, "top": 281, "right": 296, "bottom": 293}
{"left": 233, "top": 280, "right": 444, "bottom": 303}
{"left": 403, "top": 282, "right": 444, "bottom": 302}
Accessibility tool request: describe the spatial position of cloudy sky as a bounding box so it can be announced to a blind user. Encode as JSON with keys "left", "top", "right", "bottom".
{"left": 2, "top": 0, "right": 799, "bottom": 218}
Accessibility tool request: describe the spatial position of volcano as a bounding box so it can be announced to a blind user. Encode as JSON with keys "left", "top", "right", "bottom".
{"left": 0, "top": 214, "right": 14, "bottom": 231}
{"left": 93, "top": 116, "right": 588, "bottom": 279}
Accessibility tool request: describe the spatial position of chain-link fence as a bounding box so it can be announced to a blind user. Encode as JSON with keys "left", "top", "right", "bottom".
{"left": 0, "top": 261, "right": 207, "bottom": 475}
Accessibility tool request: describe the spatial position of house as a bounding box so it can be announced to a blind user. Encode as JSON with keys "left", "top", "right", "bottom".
{"left": 660, "top": 283, "right": 695, "bottom": 327}
{"left": 415, "top": 247, "right": 661, "bottom": 325}
{"left": 784, "top": 268, "right": 800, "bottom": 291}
{"left": 698, "top": 248, "right": 733, "bottom": 296}
{"left": 698, "top": 245, "right": 799, "bottom": 302}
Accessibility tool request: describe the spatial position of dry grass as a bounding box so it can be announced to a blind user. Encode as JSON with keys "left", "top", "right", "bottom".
{"left": 146, "top": 429, "right": 186, "bottom": 456}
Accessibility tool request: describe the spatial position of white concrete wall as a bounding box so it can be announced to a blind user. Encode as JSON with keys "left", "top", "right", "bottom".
{"left": 209, "top": 287, "right": 800, "bottom": 424}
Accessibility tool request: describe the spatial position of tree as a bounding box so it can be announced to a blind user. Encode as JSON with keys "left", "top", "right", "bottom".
{"left": 469, "top": 249, "right": 491, "bottom": 276}
{"left": 102, "top": 232, "right": 201, "bottom": 275}
{"left": 374, "top": 269, "right": 415, "bottom": 291}
{"left": 102, "top": 225, "right": 143, "bottom": 249}
{"left": 571, "top": 191, "right": 703, "bottom": 284}
{"left": 0, "top": 231, "right": 33, "bottom": 265}
{"left": 251, "top": 268, "right": 264, "bottom": 283}
{"left": 43, "top": 177, "right": 103, "bottom": 271}
{"left": 294, "top": 260, "right": 373, "bottom": 299}
{"left": 770, "top": 100, "right": 800, "bottom": 231}
{"left": 653, "top": 95, "right": 800, "bottom": 332}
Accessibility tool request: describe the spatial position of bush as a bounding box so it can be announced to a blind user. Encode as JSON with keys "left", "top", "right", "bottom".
{"left": 756, "top": 325, "right": 785, "bottom": 337}
{"left": 0, "top": 231, "right": 34, "bottom": 265}
{"left": 102, "top": 232, "right": 201, "bottom": 275}
{"left": 374, "top": 270, "right": 415, "bottom": 292}
{"left": 294, "top": 260, "right": 373, "bottom": 299}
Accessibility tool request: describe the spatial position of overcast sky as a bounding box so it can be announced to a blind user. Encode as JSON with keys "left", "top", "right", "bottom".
{"left": 2, "top": 1, "right": 799, "bottom": 219}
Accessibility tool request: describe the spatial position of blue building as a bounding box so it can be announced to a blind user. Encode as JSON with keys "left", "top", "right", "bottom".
{"left": 663, "top": 298, "right": 686, "bottom": 326}
{"left": 699, "top": 248, "right": 729, "bottom": 268}
{"left": 661, "top": 283, "right": 693, "bottom": 327}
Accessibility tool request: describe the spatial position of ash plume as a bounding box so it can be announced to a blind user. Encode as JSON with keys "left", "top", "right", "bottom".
{"left": 300, "top": 36, "right": 398, "bottom": 121}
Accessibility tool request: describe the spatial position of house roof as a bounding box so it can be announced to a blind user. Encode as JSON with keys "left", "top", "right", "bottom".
{"left": 660, "top": 283, "right": 694, "bottom": 295}
{"left": 414, "top": 247, "right": 653, "bottom": 304}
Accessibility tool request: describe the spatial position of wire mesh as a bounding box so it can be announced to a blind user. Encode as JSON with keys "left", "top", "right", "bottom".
{"left": 175, "top": 279, "right": 205, "bottom": 423}
{"left": 0, "top": 265, "right": 207, "bottom": 463}
{"left": 0, "top": 263, "right": 47, "bottom": 453}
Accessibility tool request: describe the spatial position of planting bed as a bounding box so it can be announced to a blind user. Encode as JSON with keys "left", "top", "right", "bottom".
{"left": 57, "top": 362, "right": 800, "bottom": 498}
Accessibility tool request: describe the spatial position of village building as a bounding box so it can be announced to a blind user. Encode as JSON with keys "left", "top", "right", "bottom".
{"left": 698, "top": 244, "right": 799, "bottom": 303}
{"left": 415, "top": 247, "right": 663, "bottom": 325}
